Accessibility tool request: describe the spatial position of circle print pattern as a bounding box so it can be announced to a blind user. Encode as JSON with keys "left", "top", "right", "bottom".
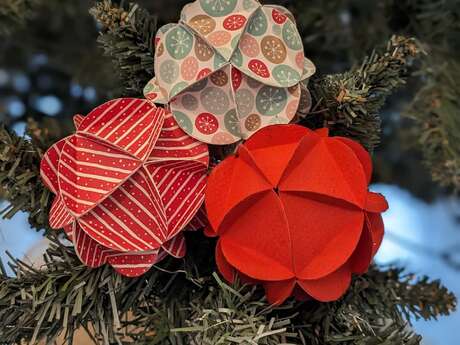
{"left": 200, "top": 0, "right": 238, "bottom": 17}
{"left": 189, "top": 15, "right": 216, "bottom": 35}
{"left": 170, "top": 82, "right": 189, "bottom": 97}
{"left": 231, "top": 68, "right": 242, "bottom": 90}
{"left": 231, "top": 48, "right": 243, "bottom": 67}
{"left": 245, "top": 113, "right": 261, "bottom": 131}
{"left": 182, "top": 94, "right": 199, "bottom": 111}
{"left": 282, "top": 21, "right": 302, "bottom": 50}
{"left": 195, "top": 37, "right": 215, "bottom": 61}
{"left": 261, "top": 35, "right": 287, "bottom": 64}
{"left": 212, "top": 132, "right": 235, "bottom": 144}
{"left": 247, "top": 9, "right": 268, "bottom": 36}
{"left": 201, "top": 87, "right": 230, "bottom": 114}
{"left": 248, "top": 59, "right": 270, "bottom": 79}
{"left": 224, "top": 109, "right": 242, "bottom": 137}
{"left": 272, "top": 9, "right": 288, "bottom": 24}
{"left": 210, "top": 70, "right": 229, "bottom": 86}
{"left": 273, "top": 65, "right": 301, "bottom": 87}
{"left": 160, "top": 60, "right": 179, "bottom": 84}
{"left": 165, "top": 26, "right": 193, "bottom": 59}
{"left": 240, "top": 34, "right": 260, "bottom": 58}
{"left": 195, "top": 112, "right": 219, "bottom": 135}
{"left": 208, "top": 30, "right": 232, "bottom": 47}
{"left": 223, "top": 14, "right": 247, "bottom": 31}
{"left": 235, "top": 89, "right": 254, "bottom": 117}
{"left": 181, "top": 56, "right": 199, "bottom": 81}
{"left": 243, "top": 0, "right": 258, "bottom": 11}
{"left": 173, "top": 110, "right": 194, "bottom": 134}
{"left": 188, "top": 78, "right": 208, "bottom": 92}
{"left": 256, "top": 86, "right": 287, "bottom": 116}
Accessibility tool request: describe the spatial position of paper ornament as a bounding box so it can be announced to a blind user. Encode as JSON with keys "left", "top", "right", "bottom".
{"left": 144, "top": 0, "right": 316, "bottom": 145}
{"left": 204, "top": 124, "right": 388, "bottom": 304}
{"left": 40, "top": 98, "right": 209, "bottom": 277}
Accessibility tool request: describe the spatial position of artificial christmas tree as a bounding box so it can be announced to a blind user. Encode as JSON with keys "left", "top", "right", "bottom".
{"left": 0, "top": 1, "right": 458, "bottom": 344}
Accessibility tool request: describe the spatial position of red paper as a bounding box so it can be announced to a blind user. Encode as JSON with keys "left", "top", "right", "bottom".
{"left": 205, "top": 124, "right": 388, "bottom": 304}
{"left": 41, "top": 98, "right": 209, "bottom": 277}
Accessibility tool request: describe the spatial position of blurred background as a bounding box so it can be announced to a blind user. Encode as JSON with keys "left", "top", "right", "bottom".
{"left": 0, "top": 1, "right": 459, "bottom": 344}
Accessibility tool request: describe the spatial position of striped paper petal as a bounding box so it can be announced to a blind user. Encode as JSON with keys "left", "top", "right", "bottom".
{"left": 162, "top": 233, "right": 186, "bottom": 258}
{"left": 77, "top": 98, "right": 165, "bottom": 161}
{"left": 78, "top": 167, "right": 168, "bottom": 252}
{"left": 148, "top": 112, "right": 209, "bottom": 166}
{"left": 58, "top": 134, "right": 142, "bottom": 217}
{"left": 40, "top": 138, "right": 67, "bottom": 194}
{"left": 187, "top": 206, "right": 208, "bottom": 231}
{"left": 72, "top": 222, "right": 164, "bottom": 277}
{"left": 49, "top": 196, "right": 73, "bottom": 229}
{"left": 146, "top": 160, "right": 208, "bottom": 238}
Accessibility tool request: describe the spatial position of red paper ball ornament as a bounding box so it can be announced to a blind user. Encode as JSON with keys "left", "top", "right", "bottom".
{"left": 205, "top": 124, "right": 388, "bottom": 304}
{"left": 41, "top": 98, "right": 209, "bottom": 277}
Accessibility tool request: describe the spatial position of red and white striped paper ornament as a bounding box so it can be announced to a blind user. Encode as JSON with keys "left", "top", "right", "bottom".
{"left": 41, "top": 98, "right": 209, "bottom": 277}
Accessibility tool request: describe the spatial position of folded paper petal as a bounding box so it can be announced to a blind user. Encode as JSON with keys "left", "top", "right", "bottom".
{"left": 78, "top": 98, "right": 165, "bottom": 161}
{"left": 298, "top": 262, "right": 352, "bottom": 302}
{"left": 219, "top": 191, "right": 295, "bottom": 281}
{"left": 58, "top": 134, "right": 142, "bottom": 217}
{"left": 279, "top": 191, "right": 364, "bottom": 280}
{"left": 280, "top": 133, "right": 368, "bottom": 208}
{"left": 233, "top": 6, "right": 304, "bottom": 87}
{"left": 205, "top": 150, "right": 272, "bottom": 232}
{"left": 40, "top": 138, "right": 67, "bottom": 195}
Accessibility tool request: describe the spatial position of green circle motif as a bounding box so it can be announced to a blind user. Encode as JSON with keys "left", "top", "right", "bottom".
{"left": 273, "top": 65, "right": 301, "bottom": 87}
{"left": 200, "top": 0, "right": 238, "bottom": 17}
{"left": 231, "top": 33, "right": 242, "bottom": 50}
{"left": 165, "top": 26, "right": 193, "bottom": 60}
{"left": 214, "top": 53, "right": 227, "bottom": 70}
{"left": 173, "top": 111, "right": 194, "bottom": 135}
{"left": 160, "top": 60, "right": 179, "bottom": 84}
{"left": 243, "top": 0, "right": 258, "bottom": 11}
{"left": 231, "top": 48, "right": 243, "bottom": 67}
{"left": 170, "top": 82, "right": 189, "bottom": 98}
{"left": 256, "top": 86, "right": 288, "bottom": 116}
{"left": 282, "top": 21, "right": 302, "bottom": 50}
{"left": 224, "top": 109, "right": 242, "bottom": 137}
{"left": 247, "top": 9, "right": 268, "bottom": 37}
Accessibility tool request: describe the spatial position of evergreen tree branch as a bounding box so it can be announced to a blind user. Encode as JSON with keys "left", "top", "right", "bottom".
{"left": 304, "top": 35, "right": 422, "bottom": 151}
{"left": 406, "top": 58, "right": 460, "bottom": 191}
{"left": 0, "top": 121, "right": 54, "bottom": 231}
{"left": 90, "top": 0, "right": 158, "bottom": 96}
{"left": 0, "top": 228, "right": 455, "bottom": 345}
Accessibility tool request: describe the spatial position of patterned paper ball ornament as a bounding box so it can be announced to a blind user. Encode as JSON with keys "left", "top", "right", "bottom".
{"left": 40, "top": 98, "right": 209, "bottom": 277}
{"left": 143, "top": 0, "right": 316, "bottom": 145}
{"left": 204, "top": 124, "right": 389, "bottom": 304}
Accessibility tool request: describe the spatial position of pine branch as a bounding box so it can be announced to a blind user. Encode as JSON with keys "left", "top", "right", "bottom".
{"left": 2, "top": 226, "right": 454, "bottom": 345}
{"left": 90, "top": 0, "right": 158, "bottom": 96}
{"left": 406, "top": 59, "right": 460, "bottom": 191}
{"left": 0, "top": 121, "right": 55, "bottom": 231}
{"left": 304, "top": 36, "right": 422, "bottom": 151}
